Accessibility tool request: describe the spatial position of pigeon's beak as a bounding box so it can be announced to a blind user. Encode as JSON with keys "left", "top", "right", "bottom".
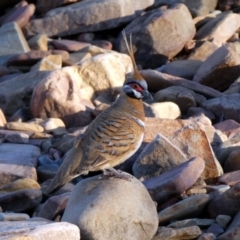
{"left": 143, "top": 90, "right": 153, "bottom": 100}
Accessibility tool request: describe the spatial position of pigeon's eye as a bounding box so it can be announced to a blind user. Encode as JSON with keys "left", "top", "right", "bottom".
{"left": 129, "top": 83, "right": 143, "bottom": 92}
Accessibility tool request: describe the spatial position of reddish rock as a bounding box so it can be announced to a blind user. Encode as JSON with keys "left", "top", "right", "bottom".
{"left": 2, "top": 3, "right": 35, "bottom": 28}
{"left": 38, "top": 192, "right": 70, "bottom": 220}
{"left": 7, "top": 50, "right": 69, "bottom": 66}
{"left": 143, "top": 157, "right": 205, "bottom": 203}
{"left": 214, "top": 119, "right": 240, "bottom": 138}
{"left": 208, "top": 182, "right": 240, "bottom": 218}
{"left": 224, "top": 150, "right": 240, "bottom": 172}
{"left": 51, "top": 40, "right": 91, "bottom": 52}
{"left": 91, "top": 40, "right": 112, "bottom": 50}
{"left": 219, "top": 170, "right": 240, "bottom": 186}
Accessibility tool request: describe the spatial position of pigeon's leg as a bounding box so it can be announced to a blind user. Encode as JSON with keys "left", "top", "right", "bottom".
{"left": 102, "top": 168, "right": 132, "bottom": 181}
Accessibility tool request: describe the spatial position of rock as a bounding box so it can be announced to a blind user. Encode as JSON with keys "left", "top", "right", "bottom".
{"left": 162, "top": 60, "right": 202, "bottom": 79}
{"left": 51, "top": 39, "right": 91, "bottom": 52}
{"left": 202, "top": 93, "right": 240, "bottom": 123}
{"left": 224, "top": 150, "right": 240, "bottom": 172}
{"left": 31, "top": 54, "right": 62, "bottom": 71}
{"left": 0, "top": 129, "right": 30, "bottom": 144}
{"left": 0, "top": 66, "right": 10, "bottom": 78}
{"left": 187, "top": 107, "right": 216, "bottom": 122}
{"left": 0, "top": 143, "right": 40, "bottom": 186}
{"left": 207, "top": 223, "right": 224, "bottom": 236}
{"left": 193, "top": 43, "right": 240, "bottom": 91}
{"left": 195, "top": 13, "right": 240, "bottom": 46}
{"left": 0, "top": 221, "right": 80, "bottom": 239}
{"left": 116, "top": 4, "right": 195, "bottom": 68}
{"left": 152, "top": 0, "right": 218, "bottom": 17}
{"left": 158, "top": 194, "right": 212, "bottom": 225}
{"left": 38, "top": 118, "right": 67, "bottom": 136}
{"left": 133, "top": 134, "right": 187, "bottom": 180}
{"left": 0, "top": 178, "right": 40, "bottom": 192}
{"left": 224, "top": 75, "right": 240, "bottom": 94}
{"left": 28, "top": 34, "right": 48, "bottom": 51}
{"left": 197, "top": 233, "right": 216, "bottom": 240}
{"left": 140, "top": 70, "right": 222, "bottom": 98}
{"left": 152, "top": 226, "right": 202, "bottom": 240}
{"left": 194, "top": 11, "right": 222, "bottom": 29}
{"left": 62, "top": 174, "right": 158, "bottom": 240}
{"left": 216, "top": 215, "right": 232, "bottom": 229}
{"left": 144, "top": 102, "right": 181, "bottom": 119}
{"left": 0, "top": 189, "right": 42, "bottom": 212}
{"left": 214, "top": 119, "right": 240, "bottom": 138}
{"left": 167, "top": 218, "right": 215, "bottom": 228}
{"left": 0, "top": 71, "right": 50, "bottom": 117}
{"left": 91, "top": 40, "right": 113, "bottom": 50}
{"left": 144, "top": 156, "right": 205, "bottom": 203}
{"left": 24, "top": 0, "right": 154, "bottom": 37}
{"left": 36, "top": 0, "right": 79, "bottom": 14}
{"left": 154, "top": 86, "right": 206, "bottom": 114}
{"left": 217, "top": 211, "right": 240, "bottom": 239}
{"left": 187, "top": 40, "right": 219, "bottom": 61}
{"left": 208, "top": 182, "right": 240, "bottom": 218}
{"left": 64, "top": 51, "right": 92, "bottom": 66}
{"left": 2, "top": 3, "right": 35, "bottom": 28}
{"left": 0, "top": 22, "right": 30, "bottom": 65}
{"left": 38, "top": 193, "right": 70, "bottom": 220}
{"left": 77, "top": 32, "right": 95, "bottom": 42}
{"left": 0, "top": 108, "right": 7, "bottom": 127}
{"left": 219, "top": 170, "right": 240, "bottom": 186}
{"left": 0, "top": 212, "right": 29, "bottom": 221}
{"left": 7, "top": 50, "right": 69, "bottom": 66}
{"left": 5, "top": 122, "right": 44, "bottom": 132}
{"left": 30, "top": 66, "right": 94, "bottom": 128}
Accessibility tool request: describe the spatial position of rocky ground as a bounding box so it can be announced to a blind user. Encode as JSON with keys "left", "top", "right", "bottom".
{"left": 0, "top": 0, "right": 240, "bottom": 239}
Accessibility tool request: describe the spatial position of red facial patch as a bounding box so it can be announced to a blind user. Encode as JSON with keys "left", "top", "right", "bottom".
{"left": 129, "top": 83, "right": 144, "bottom": 92}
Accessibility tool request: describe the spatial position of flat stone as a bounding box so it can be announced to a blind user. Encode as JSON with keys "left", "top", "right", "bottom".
{"left": 214, "top": 119, "right": 240, "bottom": 138}
{"left": 0, "top": 221, "right": 80, "bottom": 239}
{"left": 158, "top": 194, "right": 212, "bottom": 225}
{"left": 2, "top": 3, "right": 35, "bottom": 28}
{"left": 38, "top": 192, "right": 70, "bottom": 220}
{"left": 7, "top": 50, "right": 69, "bottom": 66}
{"left": 167, "top": 218, "right": 215, "bottom": 228}
{"left": 208, "top": 182, "right": 240, "bottom": 218}
{"left": 143, "top": 157, "right": 205, "bottom": 203}
{"left": 64, "top": 51, "right": 92, "bottom": 65}
{"left": 0, "top": 143, "right": 40, "bottom": 186}
{"left": 0, "top": 108, "right": 7, "bottom": 127}
{"left": 0, "top": 129, "right": 30, "bottom": 144}
{"left": 24, "top": 0, "right": 154, "bottom": 37}
{"left": 51, "top": 39, "right": 91, "bottom": 52}
{"left": 193, "top": 43, "right": 240, "bottom": 91}
{"left": 0, "top": 189, "right": 42, "bottom": 212}
{"left": 141, "top": 69, "right": 222, "bottom": 98}
{"left": 219, "top": 170, "right": 240, "bottom": 186}
{"left": 152, "top": 226, "right": 202, "bottom": 240}
{"left": 133, "top": 134, "right": 187, "bottom": 180}
{"left": 162, "top": 60, "right": 202, "bottom": 79}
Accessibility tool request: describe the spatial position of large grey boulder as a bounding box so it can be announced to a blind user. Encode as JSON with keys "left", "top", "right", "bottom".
{"left": 62, "top": 174, "right": 158, "bottom": 240}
